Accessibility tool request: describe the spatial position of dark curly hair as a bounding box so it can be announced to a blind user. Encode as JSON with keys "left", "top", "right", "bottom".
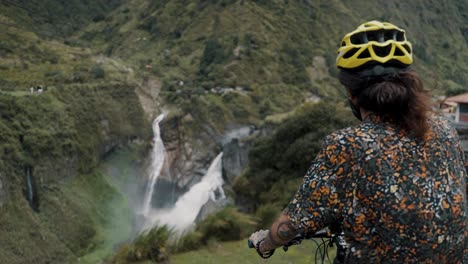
{"left": 338, "top": 69, "right": 432, "bottom": 140}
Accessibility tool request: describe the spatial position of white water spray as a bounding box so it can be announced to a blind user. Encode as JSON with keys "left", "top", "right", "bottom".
{"left": 142, "top": 114, "right": 166, "bottom": 217}
{"left": 147, "top": 153, "right": 225, "bottom": 233}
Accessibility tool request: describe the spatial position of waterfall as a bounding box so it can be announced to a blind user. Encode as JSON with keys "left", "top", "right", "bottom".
{"left": 142, "top": 114, "right": 166, "bottom": 217}
{"left": 24, "top": 165, "right": 38, "bottom": 212}
{"left": 25, "top": 166, "right": 34, "bottom": 206}
{"left": 140, "top": 113, "right": 226, "bottom": 233}
{"left": 147, "top": 153, "right": 225, "bottom": 233}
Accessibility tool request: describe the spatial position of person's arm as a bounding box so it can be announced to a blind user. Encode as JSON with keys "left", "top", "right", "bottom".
{"left": 250, "top": 133, "right": 351, "bottom": 256}
{"left": 258, "top": 210, "right": 298, "bottom": 252}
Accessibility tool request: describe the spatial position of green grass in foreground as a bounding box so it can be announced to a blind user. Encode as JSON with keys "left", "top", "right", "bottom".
{"left": 171, "top": 239, "right": 336, "bottom": 264}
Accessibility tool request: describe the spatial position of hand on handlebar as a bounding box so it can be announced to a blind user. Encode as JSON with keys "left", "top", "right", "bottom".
{"left": 248, "top": 230, "right": 275, "bottom": 259}
{"left": 248, "top": 229, "right": 268, "bottom": 247}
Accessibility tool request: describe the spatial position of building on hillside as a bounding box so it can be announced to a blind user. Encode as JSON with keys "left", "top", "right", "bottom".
{"left": 441, "top": 93, "right": 468, "bottom": 123}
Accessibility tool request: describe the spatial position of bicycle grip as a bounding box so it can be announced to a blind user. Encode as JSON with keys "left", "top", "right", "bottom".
{"left": 248, "top": 239, "right": 254, "bottom": 248}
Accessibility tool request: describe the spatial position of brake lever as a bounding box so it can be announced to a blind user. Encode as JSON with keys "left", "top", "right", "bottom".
{"left": 282, "top": 236, "right": 304, "bottom": 252}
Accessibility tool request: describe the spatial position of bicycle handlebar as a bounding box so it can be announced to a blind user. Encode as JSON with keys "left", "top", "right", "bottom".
{"left": 248, "top": 228, "right": 347, "bottom": 263}
{"left": 281, "top": 228, "right": 333, "bottom": 251}
{"left": 247, "top": 228, "right": 333, "bottom": 250}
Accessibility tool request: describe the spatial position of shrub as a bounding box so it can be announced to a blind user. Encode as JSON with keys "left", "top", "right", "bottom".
{"left": 199, "top": 38, "right": 228, "bottom": 78}
{"left": 197, "top": 206, "right": 257, "bottom": 242}
{"left": 110, "top": 225, "right": 170, "bottom": 263}
{"left": 44, "top": 70, "right": 64, "bottom": 80}
{"left": 170, "top": 231, "right": 204, "bottom": 253}
{"left": 91, "top": 65, "right": 105, "bottom": 79}
{"left": 255, "top": 203, "right": 282, "bottom": 228}
{"left": 446, "top": 86, "right": 468, "bottom": 97}
{"left": 92, "top": 14, "right": 106, "bottom": 22}
{"left": 171, "top": 207, "right": 257, "bottom": 254}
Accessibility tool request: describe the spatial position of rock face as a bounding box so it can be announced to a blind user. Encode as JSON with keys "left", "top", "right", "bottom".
{"left": 306, "top": 56, "right": 328, "bottom": 81}
{"left": 157, "top": 121, "right": 256, "bottom": 190}
{"left": 150, "top": 178, "right": 186, "bottom": 209}
{"left": 135, "top": 77, "right": 163, "bottom": 121}
{"left": 158, "top": 115, "right": 219, "bottom": 191}
{"left": 221, "top": 126, "right": 256, "bottom": 181}
{"left": 222, "top": 138, "right": 250, "bottom": 183}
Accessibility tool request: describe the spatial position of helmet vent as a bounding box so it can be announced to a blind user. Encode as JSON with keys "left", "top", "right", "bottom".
{"left": 396, "top": 31, "right": 405, "bottom": 41}
{"left": 402, "top": 44, "right": 411, "bottom": 53}
{"left": 357, "top": 49, "right": 371, "bottom": 59}
{"left": 366, "top": 30, "right": 384, "bottom": 43}
{"left": 343, "top": 48, "right": 360, "bottom": 59}
{"left": 372, "top": 44, "right": 391, "bottom": 57}
{"left": 351, "top": 29, "right": 406, "bottom": 45}
{"left": 350, "top": 33, "right": 366, "bottom": 44}
{"left": 394, "top": 47, "right": 405, "bottom": 56}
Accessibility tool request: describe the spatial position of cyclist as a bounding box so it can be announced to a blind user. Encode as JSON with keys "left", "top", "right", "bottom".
{"left": 249, "top": 21, "right": 467, "bottom": 263}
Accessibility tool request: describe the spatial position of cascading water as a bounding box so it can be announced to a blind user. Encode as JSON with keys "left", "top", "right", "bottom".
{"left": 25, "top": 167, "right": 34, "bottom": 205}
{"left": 24, "top": 165, "right": 39, "bottom": 212}
{"left": 142, "top": 114, "right": 166, "bottom": 218}
{"left": 146, "top": 153, "right": 225, "bottom": 233}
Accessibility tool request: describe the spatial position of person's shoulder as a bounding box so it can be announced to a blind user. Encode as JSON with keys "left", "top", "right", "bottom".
{"left": 324, "top": 123, "right": 371, "bottom": 144}
{"left": 430, "top": 113, "right": 452, "bottom": 126}
{"left": 428, "top": 114, "right": 458, "bottom": 136}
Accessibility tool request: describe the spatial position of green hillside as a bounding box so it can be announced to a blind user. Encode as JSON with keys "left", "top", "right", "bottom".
{"left": 1, "top": 0, "right": 467, "bottom": 131}
{"left": 0, "top": 0, "right": 466, "bottom": 263}
{"left": 78, "top": 0, "right": 467, "bottom": 98}
{"left": 0, "top": 13, "right": 151, "bottom": 262}
{"left": 66, "top": 0, "right": 468, "bottom": 135}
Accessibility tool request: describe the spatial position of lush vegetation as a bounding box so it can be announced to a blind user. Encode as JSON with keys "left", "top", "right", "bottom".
{"left": 0, "top": 80, "right": 149, "bottom": 263}
{"left": 110, "top": 225, "right": 171, "bottom": 264}
{"left": 173, "top": 207, "right": 257, "bottom": 253}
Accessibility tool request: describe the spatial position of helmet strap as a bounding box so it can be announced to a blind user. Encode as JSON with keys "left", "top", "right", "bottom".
{"left": 348, "top": 99, "right": 362, "bottom": 121}
{"left": 357, "top": 65, "right": 401, "bottom": 77}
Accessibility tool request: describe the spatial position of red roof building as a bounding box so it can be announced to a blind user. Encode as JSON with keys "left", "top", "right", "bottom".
{"left": 444, "top": 93, "right": 468, "bottom": 123}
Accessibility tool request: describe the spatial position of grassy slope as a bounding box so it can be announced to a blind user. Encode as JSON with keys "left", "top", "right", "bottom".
{"left": 0, "top": 3, "right": 152, "bottom": 263}
{"left": 171, "top": 239, "right": 335, "bottom": 264}
{"left": 0, "top": 46, "right": 150, "bottom": 263}
{"left": 0, "top": 2, "right": 155, "bottom": 263}
{"left": 0, "top": 171, "right": 130, "bottom": 264}
{"left": 0, "top": 91, "right": 147, "bottom": 263}
{"left": 0, "top": 20, "right": 137, "bottom": 91}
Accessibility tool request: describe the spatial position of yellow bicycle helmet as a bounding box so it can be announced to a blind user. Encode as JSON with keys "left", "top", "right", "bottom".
{"left": 336, "top": 21, "right": 413, "bottom": 70}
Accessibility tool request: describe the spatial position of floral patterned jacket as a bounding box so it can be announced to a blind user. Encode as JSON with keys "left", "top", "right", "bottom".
{"left": 287, "top": 114, "right": 467, "bottom": 263}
